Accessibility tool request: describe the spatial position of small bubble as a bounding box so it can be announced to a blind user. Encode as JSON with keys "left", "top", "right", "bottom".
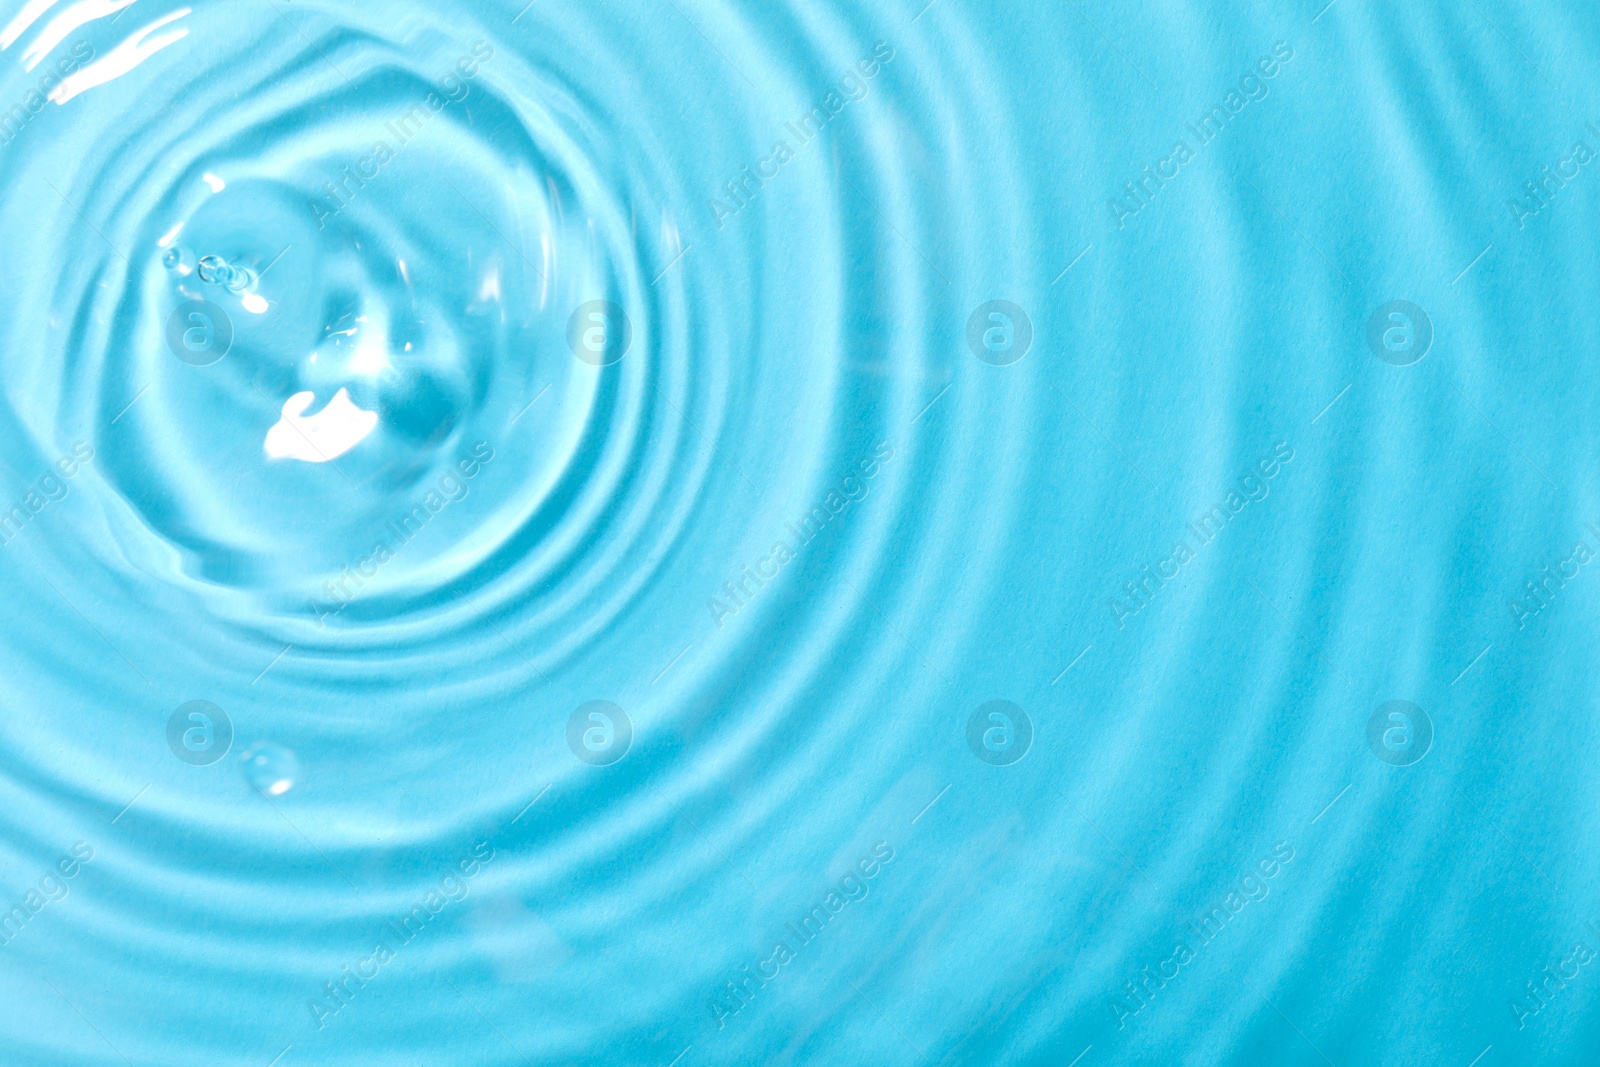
{"left": 197, "top": 254, "right": 226, "bottom": 285}
{"left": 223, "top": 266, "right": 255, "bottom": 293}
{"left": 163, "top": 246, "right": 194, "bottom": 275}
{"left": 240, "top": 741, "right": 300, "bottom": 796}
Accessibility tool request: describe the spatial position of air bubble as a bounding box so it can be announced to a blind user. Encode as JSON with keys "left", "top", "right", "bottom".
{"left": 240, "top": 741, "right": 300, "bottom": 796}
{"left": 195, "top": 253, "right": 257, "bottom": 294}
{"left": 162, "top": 246, "right": 193, "bottom": 274}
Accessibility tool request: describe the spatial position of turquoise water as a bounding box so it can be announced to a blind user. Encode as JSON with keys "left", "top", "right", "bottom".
{"left": 2, "top": 0, "right": 1599, "bottom": 1063}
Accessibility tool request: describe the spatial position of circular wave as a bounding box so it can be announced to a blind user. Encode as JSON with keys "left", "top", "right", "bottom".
{"left": 0, "top": 0, "right": 1078, "bottom": 1064}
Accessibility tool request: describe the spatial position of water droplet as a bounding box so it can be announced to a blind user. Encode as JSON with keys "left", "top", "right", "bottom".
{"left": 240, "top": 741, "right": 299, "bottom": 796}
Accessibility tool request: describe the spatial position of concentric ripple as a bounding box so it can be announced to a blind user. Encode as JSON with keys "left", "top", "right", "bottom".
{"left": 5, "top": 0, "right": 1593, "bottom": 1065}
{"left": 0, "top": 1, "right": 972, "bottom": 1062}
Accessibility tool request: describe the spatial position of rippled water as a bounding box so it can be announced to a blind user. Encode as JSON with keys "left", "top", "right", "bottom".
{"left": 4, "top": 0, "right": 1600, "bottom": 1063}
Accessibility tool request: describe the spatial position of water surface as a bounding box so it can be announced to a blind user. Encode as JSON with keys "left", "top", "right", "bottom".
{"left": 1, "top": 0, "right": 1598, "bottom": 1064}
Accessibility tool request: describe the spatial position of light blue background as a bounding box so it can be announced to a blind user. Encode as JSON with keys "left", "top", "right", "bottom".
{"left": 0, "top": 0, "right": 1596, "bottom": 1064}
